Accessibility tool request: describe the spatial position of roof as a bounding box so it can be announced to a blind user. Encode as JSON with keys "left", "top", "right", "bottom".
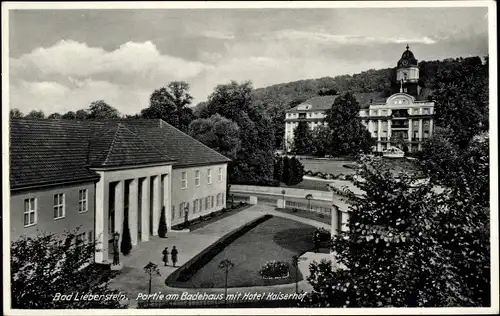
{"left": 286, "top": 92, "right": 387, "bottom": 112}
{"left": 10, "top": 119, "right": 230, "bottom": 190}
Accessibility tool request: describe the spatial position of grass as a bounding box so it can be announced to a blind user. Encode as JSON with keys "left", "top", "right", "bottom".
{"left": 281, "top": 178, "right": 332, "bottom": 191}
{"left": 274, "top": 207, "right": 332, "bottom": 225}
{"left": 299, "top": 158, "right": 356, "bottom": 175}
{"left": 175, "top": 216, "right": 317, "bottom": 288}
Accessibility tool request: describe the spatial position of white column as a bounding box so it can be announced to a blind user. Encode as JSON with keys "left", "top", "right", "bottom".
{"left": 418, "top": 119, "right": 423, "bottom": 141}
{"left": 408, "top": 119, "right": 413, "bottom": 142}
{"left": 163, "top": 174, "right": 172, "bottom": 229}
{"left": 152, "top": 175, "right": 161, "bottom": 236}
{"left": 141, "top": 177, "right": 150, "bottom": 242}
{"left": 377, "top": 120, "right": 382, "bottom": 141}
{"left": 129, "top": 179, "right": 138, "bottom": 246}
{"left": 429, "top": 119, "right": 434, "bottom": 137}
{"left": 341, "top": 211, "right": 349, "bottom": 232}
{"left": 94, "top": 175, "right": 108, "bottom": 263}
{"left": 387, "top": 119, "right": 392, "bottom": 141}
{"left": 331, "top": 204, "right": 339, "bottom": 237}
{"left": 114, "top": 180, "right": 124, "bottom": 245}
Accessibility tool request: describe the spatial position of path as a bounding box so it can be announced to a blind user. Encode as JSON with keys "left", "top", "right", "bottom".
{"left": 108, "top": 204, "right": 333, "bottom": 308}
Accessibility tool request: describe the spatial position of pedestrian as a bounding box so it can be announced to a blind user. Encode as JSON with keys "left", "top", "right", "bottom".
{"left": 314, "top": 232, "right": 320, "bottom": 253}
{"left": 162, "top": 247, "right": 169, "bottom": 266}
{"left": 171, "top": 245, "right": 178, "bottom": 267}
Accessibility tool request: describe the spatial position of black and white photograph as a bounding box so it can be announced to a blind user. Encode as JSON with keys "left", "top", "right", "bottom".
{"left": 2, "top": 1, "right": 498, "bottom": 314}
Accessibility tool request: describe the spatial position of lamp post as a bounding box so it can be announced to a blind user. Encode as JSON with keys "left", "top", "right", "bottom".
{"left": 112, "top": 232, "right": 120, "bottom": 265}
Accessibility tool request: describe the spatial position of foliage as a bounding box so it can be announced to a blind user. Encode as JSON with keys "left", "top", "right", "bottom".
{"left": 313, "top": 227, "right": 331, "bottom": 242}
{"left": 311, "top": 125, "right": 332, "bottom": 157}
{"left": 141, "top": 81, "right": 194, "bottom": 132}
{"left": 292, "top": 121, "right": 314, "bottom": 155}
{"left": 11, "top": 231, "right": 124, "bottom": 308}
{"left": 188, "top": 114, "right": 241, "bottom": 161}
{"left": 120, "top": 217, "right": 132, "bottom": 256}
{"left": 144, "top": 262, "right": 161, "bottom": 278}
{"left": 158, "top": 206, "right": 168, "bottom": 238}
{"left": 25, "top": 110, "right": 45, "bottom": 119}
{"left": 218, "top": 259, "right": 235, "bottom": 272}
{"left": 62, "top": 111, "right": 76, "bottom": 119}
{"left": 259, "top": 260, "right": 290, "bottom": 279}
{"left": 287, "top": 156, "right": 305, "bottom": 186}
{"left": 48, "top": 112, "right": 61, "bottom": 119}
{"left": 324, "top": 92, "right": 374, "bottom": 156}
{"left": 10, "top": 108, "right": 23, "bottom": 119}
{"left": 88, "top": 100, "right": 120, "bottom": 120}
{"left": 306, "top": 155, "right": 490, "bottom": 307}
{"left": 75, "top": 109, "right": 89, "bottom": 120}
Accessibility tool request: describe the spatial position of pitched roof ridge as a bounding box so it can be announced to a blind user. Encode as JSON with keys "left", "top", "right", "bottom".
{"left": 119, "top": 123, "right": 174, "bottom": 161}
{"left": 102, "top": 123, "right": 123, "bottom": 166}
{"left": 158, "top": 119, "right": 230, "bottom": 161}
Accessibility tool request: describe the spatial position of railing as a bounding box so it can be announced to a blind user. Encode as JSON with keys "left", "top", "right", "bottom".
{"left": 285, "top": 200, "right": 331, "bottom": 215}
{"left": 230, "top": 185, "right": 333, "bottom": 201}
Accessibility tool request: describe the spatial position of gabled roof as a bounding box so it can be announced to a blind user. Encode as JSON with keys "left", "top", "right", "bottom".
{"left": 10, "top": 119, "right": 230, "bottom": 190}
{"left": 286, "top": 92, "right": 387, "bottom": 112}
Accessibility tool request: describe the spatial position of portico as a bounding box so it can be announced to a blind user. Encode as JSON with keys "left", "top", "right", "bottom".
{"left": 93, "top": 163, "right": 174, "bottom": 264}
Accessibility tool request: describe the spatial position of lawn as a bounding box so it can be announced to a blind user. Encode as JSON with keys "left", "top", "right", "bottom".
{"left": 176, "top": 216, "right": 316, "bottom": 288}
{"left": 299, "top": 158, "right": 356, "bottom": 175}
{"left": 274, "top": 208, "right": 331, "bottom": 225}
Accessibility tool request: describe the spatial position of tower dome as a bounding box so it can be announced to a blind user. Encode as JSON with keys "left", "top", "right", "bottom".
{"left": 397, "top": 44, "right": 418, "bottom": 68}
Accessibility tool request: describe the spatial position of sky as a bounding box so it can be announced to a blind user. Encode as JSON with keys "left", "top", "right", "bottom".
{"left": 8, "top": 5, "right": 489, "bottom": 116}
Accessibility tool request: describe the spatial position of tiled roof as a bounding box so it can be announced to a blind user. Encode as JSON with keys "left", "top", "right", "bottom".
{"left": 287, "top": 92, "right": 387, "bottom": 112}
{"left": 10, "top": 119, "right": 230, "bottom": 190}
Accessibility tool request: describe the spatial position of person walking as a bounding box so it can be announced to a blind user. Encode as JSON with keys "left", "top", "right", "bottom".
{"left": 171, "top": 246, "right": 179, "bottom": 267}
{"left": 162, "top": 247, "right": 169, "bottom": 266}
{"left": 314, "top": 232, "right": 320, "bottom": 253}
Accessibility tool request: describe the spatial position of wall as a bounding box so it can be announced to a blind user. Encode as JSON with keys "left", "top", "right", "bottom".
{"left": 171, "top": 163, "right": 228, "bottom": 226}
{"left": 10, "top": 181, "right": 95, "bottom": 242}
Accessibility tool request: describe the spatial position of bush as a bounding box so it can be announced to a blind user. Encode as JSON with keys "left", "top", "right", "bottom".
{"left": 313, "top": 227, "right": 331, "bottom": 242}
{"left": 259, "top": 260, "right": 290, "bottom": 279}
{"left": 121, "top": 216, "right": 132, "bottom": 255}
{"left": 158, "top": 206, "right": 168, "bottom": 238}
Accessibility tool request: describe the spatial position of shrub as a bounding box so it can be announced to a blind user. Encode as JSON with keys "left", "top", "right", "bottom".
{"left": 158, "top": 206, "right": 168, "bottom": 238}
{"left": 121, "top": 216, "right": 132, "bottom": 255}
{"left": 313, "top": 227, "right": 331, "bottom": 243}
{"left": 259, "top": 260, "right": 290, "bottom": 279}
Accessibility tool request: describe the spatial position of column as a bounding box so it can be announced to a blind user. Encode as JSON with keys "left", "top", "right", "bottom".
{"left": 408, "top": 119, "right": 413, "bottom": 142}
{"left": 418, "top": 119, "right": 423, "bottom": 141}
{"left": 152, "top": 175, "right": 161, "bottom": 236}
{"left": 429, "top": 119, "right": 434, "bottom": 137}
{"left": 129, "top": 179, "right": 138, "bottom": 246}
{"left": 163, "top": 174, "right": 172, "bottom": 229}
{"left": 141, "top": 177, "right": 150, "bottom": 242}
{"left": 331, "top": 204, "right": 339, "bottom": 237}
{"left": 340, "top": 211, "right": 350, "bottom": 232}
{"left": 387, "top": 119, "right": 392, "bottom": 143}
{"left": 377, "top": 120, "right": 382, "bottom": 151}
{"left": 94, "top": 175, "right": 108, "bottom": 263}
{"left": 114, "top": 180, "right": 124, "bottom": 245}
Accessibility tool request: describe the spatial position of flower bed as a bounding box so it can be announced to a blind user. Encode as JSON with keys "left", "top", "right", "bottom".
{"left": 259, "top": 260, "right": 290, "bottom": 279}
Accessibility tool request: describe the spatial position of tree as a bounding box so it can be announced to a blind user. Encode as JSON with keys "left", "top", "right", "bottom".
{"left": 158, "top": 206, "right": 168, "bottom": 238}
{"left": 281, "top": 156, "right": 290, "bottom": 184}
{"left": 11, "top": 231, "right": 124, "bottom": 308}
{"left": 391, "top": 132, "right": 409, "bottom": 153}
{"left": 120, "top": 217, "right": 132, "bottom": 256}
{"left": 75, "top": 109, "right": 89, "bottom": 120}
{"left": 311, "top": 125, "right": 332, "bottom": 157}
{"left": 62, "top": 111, "right": 76, "bottom": 119}
{"left": 293, "top": 121, "right": 314, "bottom": 155}
{"left": 143, "top": 262, "right": 161, "bottom": 307}
{"left": 188, "top": 114, "right": 241, "bottom": 161}
{"left": 47, "top": 112, "right": 62, "bottom": 119}
{"left": 273, "top": 154, "right": 284, "bottom": 183}
{"left": 141, "top": 81, "right": 194, "bottom": 132}
{"left": 324, "top": 92, "right": 374, "bottom": 156}
{"left": 318, "top": 88, "right": 338, "bottom": 96}
{"left": 287, "top": 156, "right": 305, "bottom": 186}
{"left": 88, "top": 100, "right": 120, "bottom": 120}
{"left": 218, "top": 259, "right": 234, "bottom": 305}
{"left": 306, "top": 155, "right": 490, "bottom": 307}
{"left": 10, "top": 108, "right": 23, "bottom": 119}
{"left": 25, "top": 110, "right": 45, "bottom": 119}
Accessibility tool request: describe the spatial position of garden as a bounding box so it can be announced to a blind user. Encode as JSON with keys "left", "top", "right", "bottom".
{"left": 167, "top": 216, "right": 317, "bottom": 288}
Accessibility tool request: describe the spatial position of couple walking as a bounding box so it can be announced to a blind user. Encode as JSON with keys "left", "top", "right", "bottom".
{"left": 162, "top": 246, "right": 179, "bottom": 267}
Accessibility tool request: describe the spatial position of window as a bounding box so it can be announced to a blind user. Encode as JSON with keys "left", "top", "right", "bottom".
{"left": 218, "top": 167, "right": 223, "bottom": 182}
{"left": 194, "top": 170, "right": 200, "bottom": 187}
{"left": 207, "top": 169, "right": 212, "bottom": 184}
{"left": 78, "top": 189, "right": 88, "bottom": 213}
{"left": 179, "top": 202, "right": 188, "bottom": 217}
{"left": 216, "top": 194, "right": 221, "bottom": 206}
{"left": 181, "top": 172, "right": 187, "bottom": 189}
{"left": 23, "top": 198, "right": 36, "bottom": 227}
{"left": 221, "top": 193, "right": 225, "bottom": 206}
{"left": 88, "top": 230, "right": 93, "bottom": 243}
{"left": 76, "top": 232, "right": 86, "bottom": 244}
{"left": 172, "top": 205, "right": 175, "bottom": 220}
{"left": 193, "top": 199, "right": 199, "bottom": 213}
{"left": 211, "top": 196, "right": 215, "bottom": 208}
{"left": 205, "top": 197, "right": 210, "bottom": 209}
{"left": 53, "top": 193, "right": 65, "bottom": 219}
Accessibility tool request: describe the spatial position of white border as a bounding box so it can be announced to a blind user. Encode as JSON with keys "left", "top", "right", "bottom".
{"left": 2, "top": 1, "right": 498, "bottom": 315}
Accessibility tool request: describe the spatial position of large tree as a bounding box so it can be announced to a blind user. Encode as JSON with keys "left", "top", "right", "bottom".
{"left": 292, "top": 121, "right": 314, "bottom": 155}
{"left": 307, "top": 154, "right": 489, "bottom": 307}
{"left": 311, "top": 124, "right": 332, "bottom": 157}
{"left": 11, "top": 231, "right": 125, "bottom": 308}
{"left": 62, "top": 111, "right": 76, "bottom": 119}
{"left": 324, "top": 92, "right": 374, "bottom": 156}
{"left": 188, "top": 114, "right": 241, "bottom": 161}
{"left": 432, "top": 56, "right": 488, "bottom": 148}
{"left": 88, "top": 100, "right": 120, "bottom": 120}
{"left": 25, "top": 110, "right": 45, "bottom": 119}
{"left": 75, "top": 109, "right": 89, "bottom": 120}
{"left": 141, "top": 81, "right": 194, "bottom": 132}
{"left": 47, "top": 113, "right": 62, "bottom": 119}
{"left": 10, "top": 108, "right": 23, "bottom": 119}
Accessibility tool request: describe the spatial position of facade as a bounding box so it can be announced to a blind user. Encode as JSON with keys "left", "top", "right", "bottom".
{"left": 285, "top": 46, "right": 435, "bottom": 153}
{"left": 9, "top": 119, "right": 230, "bottom": 264}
